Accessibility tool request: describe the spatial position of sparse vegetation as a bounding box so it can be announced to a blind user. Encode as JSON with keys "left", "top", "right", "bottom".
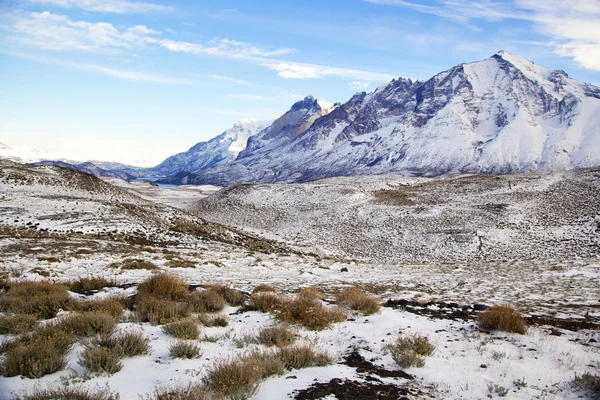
{"left": 277, "top": 345, "right": 332, "bottom": 369}
{"left": 74, "top": 298, "right": 125, "bottom": 319}
{"left": 248, "top": 292, "right": 283, "bottom": 313}
{"left": 79, "top": 346, "right": 123, "bottom": 375}
{"left": 335, "top": 286, "right": 381, "bottom": 315}
{"left": 94, "top": 329, "right": 151, "bottom": 357}
{"left": 168, "top": 340, "right": 201, "bottom": 359}
{"left": 277, "top": 296, "right": 346, "bottom": 331}
{"left": 258, "top": 324, "right": 296, "bottom": 347}
{"left": 162, "top": 320, "right": 200, "bottom": 339}
{"left": 0, "top": 313, "right": 38, "bottom": 334}
{"left": 571, "top": 372, "right": 600, "bottom": 397}
{"left": 137, "top": 273, "right": 189, "bottom": 301}
{"left": 206, "top": 284, "right": 246, "bottom": 306}
{"left": 298, "top": 287, "right": 325, "bottom": 300}
{"left": 2, "top": 281, "right": 72, "bottom": 319}
{"left": 57, "top": 311, "right": 117, "bottom": 336}
{"left": 165, "top": 259, "right": 196, "bottom": 269}
{"left": 112, "top": 258, "right": 157, "bottom": 270}
{"left": 198, "top": 314, "right": 229, "bottom": 327}
{"left": 148, "top": 383, "right": 210, "bottom": 400}
{"left": 252, "top": 284, "right": 276, "bottom": 294}
{"left": 12, "top": 385, "right": 120, "bottom": 400}
{"left": 477, "top": 305, "right": 527, "bottom": 334}
{"left": 69, "top": 276, "right": 116, "bottom": 294}
{"left": 187, "top": 290, "right": 226, "bottom": 313}
{"left": 385, "top": 333, "right": 435, "bottom": 368}
{"left": 136, "top": 297, "right": 190, "bottom": 325}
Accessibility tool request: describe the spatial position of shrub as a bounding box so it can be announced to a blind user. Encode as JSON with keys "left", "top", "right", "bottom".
{"left": 252, "top": 284, "right": 276, "bottom": 294}
{"left": 95, "top": 329, "right": 151, "bottom": 357}
{"left": 137, "top": 273, "right": 188, "bottom": 301}
{"left": 248, "top": 292, "right": 283, "bottom": 313}
{"left": 198, "top": 314, "right": 229, "bottom": 327}
{"left": 244, "top": 350, "right": 285, "bottom": 379}
{"left": 298, "top": 287, "right": 325, "bottom": 300}
{"left": 277, "top": 345, "right": 332, "bottom": 370}
{"left": 136, "top": 297, "right": 190, "bottom": 325}
{"left": 114, "top": 258, "right": 157, "bottom": 270}
{"left": 335, "top": 286, "right": 381, "bottom": 315}
{"left": 57, "top": 312, "right": 117, "bottom": 337}
{"left": 6, "top": 281, "right": 72, "bottom": 319}
{"left": 162, "top": 320, "right": 199, "bottom": 340}
{"left": 202, "top": 356, "right": 261, "bottom": 400}
{"left": 2, "top": 327, "right": 73, "bottom": 378}
{"left": 477, "top": 305, "right": 527, "bottom": 334}
{"left": 165, "top": 259, "right": 196, "bottom": 269}
{"left": 13, "top": 385, "right": 120, "bottom": 400}
{"left": 258, "top": 325, "right": 296, "bottom": 347}
{"left": 571, "top": 372, "right": 600, "bottom": 397}
{"left": 69, "top": 277, "right": 116, "bottom": 294}
{"left": 74, "top": 298, "right": 125, "bottom": 319}
{"left": 168, "top": 340, "right": 201, "bottom": 359}
{"left": 206, "top": 285, "right": 246, "bottom": 307}
{"left": 385, "top": 333, "right": 435, "bottom": 368}
{"left": 0, "top": 314, "right": 37, "bottom": 334}
{"left": 79, "top": 347, "right": 123, "bottom": 374}
{"left": 148, "top": 384, "right": 211, "bottom": 400}
{"left": 277, "top": 296, "right": 346, "bottom": 331}
{"left": 187, "top": 290, "right": 226, "bottom": 313}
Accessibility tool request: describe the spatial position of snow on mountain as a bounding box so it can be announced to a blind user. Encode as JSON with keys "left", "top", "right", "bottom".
{"left": 0, "top": 142, "right": 62, "bottom": 164}
{"left": 152, "top": 118, "right": 271, "bottom": 176}
{"left": 162, "top": 51, "right": 600, "bottom": 186}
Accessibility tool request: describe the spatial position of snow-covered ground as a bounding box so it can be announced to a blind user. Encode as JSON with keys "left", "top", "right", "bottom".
{"left": 1, "top": 161, "right": 599, "bottom": 399}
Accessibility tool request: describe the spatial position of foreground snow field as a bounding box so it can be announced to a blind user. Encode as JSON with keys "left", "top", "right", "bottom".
{"left": 0, "top": 161, "right": 599, "bottom": 399}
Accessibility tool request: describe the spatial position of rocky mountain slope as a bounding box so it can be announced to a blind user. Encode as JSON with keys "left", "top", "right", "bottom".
{"left": 192, "top": 167, "right": 600, "bottom": 264}
{"left": 152, "top": 118, "right": 271, "bottom": 177}
{"left": 165, "top": 51, "right": 600, "bottom": 185}
{"left": 28, "top": 160, "right": 137, "bottom": 180}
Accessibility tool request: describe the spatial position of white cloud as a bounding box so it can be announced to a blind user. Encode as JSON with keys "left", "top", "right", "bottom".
{"left": 262, "top": 60, "right": 395, "bottom": 81}
{"left": 364, "top": 0, "right": 600, "bottom": 72}
{"left": 349, "top": 81, "right": 372, "bottom": 90}
{"left": 25, "top": 0, "right": 174, "bottom": 14}
{"left": 209, "top": 75, "right": 254, "bottom": 85}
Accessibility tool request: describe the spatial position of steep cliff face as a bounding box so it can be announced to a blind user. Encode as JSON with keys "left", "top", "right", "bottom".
{"left": 162, "top": 51, "right": 600, "bottom": 185}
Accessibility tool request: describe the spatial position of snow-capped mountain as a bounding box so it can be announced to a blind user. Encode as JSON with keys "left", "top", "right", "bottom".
{"left": 161, "top": 51, "right": 600, "bottom": 185}
{"left": 152, "top": 118, "right": 271, "bottom": 176}
{"left": 0, "top": 142, "right": 61, "bottom": 164}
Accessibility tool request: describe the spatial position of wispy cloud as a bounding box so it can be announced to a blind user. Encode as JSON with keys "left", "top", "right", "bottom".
{"left": 349, "top": 81, "right": 372, "bottom": 90}
{"left": 364, "top": 0, "right": 600, "bottom": 72}
{"left": 25, "top": 0, "right": 174, "bottom": 14}
{"left": 150, "top": 38, "right": 295, "bottom": 58}
{"left": 261, "top": 60, "right": 395, "bottom": 81}
{"left": 209, "top": 75, "right": 254, "bottom": 85}
{"left": 6, "top": 51, "right": 197, "bottom": 84}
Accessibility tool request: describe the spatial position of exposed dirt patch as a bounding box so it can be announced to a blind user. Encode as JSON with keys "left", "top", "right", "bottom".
{"left": 343, "top": 351, "right": 413, "bottom": 380}
{"left": 293, "top": 378, "right": 411, "bottom": 400}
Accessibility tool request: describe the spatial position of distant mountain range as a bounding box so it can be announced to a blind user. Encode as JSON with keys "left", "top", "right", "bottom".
{"left": 156, "top": 51, "right": 600, "bottom": 186}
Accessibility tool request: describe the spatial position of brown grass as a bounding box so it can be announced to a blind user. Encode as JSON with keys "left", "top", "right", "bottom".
{"left": 148, "top": 384, "right": 211, "bottom": 400}
{"left": 385, "top": 333, "right": 435, "bottom": 368}
{"left": 165, "top": 259, "right": 196, "bottom": 269}
{"left": 249, "top": 292, "right": 284, "bottom": 313}
{"left": 4, "top": 281, "right": 72, "bottom": 319}
{"left": 162, "top": 320, "right": 200, "bottom": 340}
{"left": 13, "top": 385, "right": 120, "bottom": 400}
{"left": 335, "top": 286, "right": 381, "bottom": 315}
{"left": 74, "top": 298, "right": 125, "bottom": 319}
{"left": 136, "top": 297, "right": 190, "bottom": 325}
{"left": 94, "top": 329, "right": 151, "bottom": 358}
{"left": 571, "top": 372, "right": 600, "bottom": 398}
{"left": 206, "top": 284, "right": 246, "bottom": 307}
{"left": 69, "top": 276, "right": 116, "bottom": 294}
{"left": 78, "top": 347, "right": 123, "bottom": 375}
{"left": 57, "top": 312, "right": 117, "bottom": 337}
{"left": 113, "top": 258, "right": 158, "bottom": 270}
{"left": 137, "top": 273, "right": 189, "bottom": 301}
{"left": 298, "top": 287, "right": 325, "bottom": 300}
{"left": 168, "top": 340, "right": 201, "bottom": 359}
{"left": 187, "top": 290, "right": 226, "bottom": 313}
{"left": 0, "top": 314, "right": 38, "bottom": 334}
{"left": 198, "top": 314, "right": 229, "bottom": 327}
{"left": 258, "top": 325, "right": 296, "bottom": 347}
{"left": 277, "top": 296, "right": 346, "bottom": 331}
{"left": 252, "top": 284, "right": 276, "bottom": 294}
{"left": 202, "top": 356, "right": 261, "bottom": 399}
{"left": 477, "top": 305, "right": 527, "bottom": 334}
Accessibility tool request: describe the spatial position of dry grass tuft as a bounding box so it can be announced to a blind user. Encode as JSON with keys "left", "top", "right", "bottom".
{"left": 137, "top": 273, "right": 189, "bottom": 301}
{"left": 202, "top": 356, "right": 261, "bottom": 400}
{"left": 162, "top": 320, "right": 200, "bottom": 340}
{"left": 74, "top": 298, "right": 125, "bottom": 319}
{"left": 385, "top": 333, "right": 435, "bottom": 368}
{"left": 94, "top": 329, "right": 151, "bottom": 358}
{"left": 252, "top": 284, "right": 276, "bottom": 294}
{"left": 298, "top": 287, "right": 325, "bottom": 300}
{"left": 278, "top": 296, "right": 346, "bottom": 331}
{"left": 4, "top": 281, "right": 72, "bottom": 319}
{"left": 187, "top": 290, "right": 226, "bottom": 313}
{"left": 2, "top": 326, "right": 73, "bottom": 378}
{"left": 198, "top": 314, "right": 229, "bottom": 327}
{"left": 249, "top": 292, "right": 284, "bottom": 313}
{"left": 13, "top": 385, "right": 120, "bottom": 400}
{"left": 69, "top": 277, "right": 116, "bottom": 294}
{"left": 571, "top": 372, "right": 600, "bottom": 398}
{"left": 477, "top": 304, "right": 527, "bottom": 334}
{"left": 168, "top": 340, "right": 201, "bottom": 359}
{"left": 136, "top": 297, "right": 190, "bottom": 325}
{"left": 165, "top": 259, "right": 196, "bottom": 269}
{"left": 258, "top": 325, "right": 296, "bottom": 347}
{"left": 57, "top": 312, "right": 117, "bottom": 337}
{"left": 277, "top": 345, "right": 332, "bottom": 369}
{"left": 148, "top": 383, "right": 211, "bottom": 400}
{"left": 206, "top": 284, "right": 246, "bottom": 307}
{"left": 78, "top": 346, "right": 123, "bottom": 375}
{"left": 335, "top": 286, "right": 381, "bottom": 315}
{"left": 0, "top": 314, "right": 38, "bottom": 334}
{"left": 113, "top": 258, "right": 158, "bottom": 270}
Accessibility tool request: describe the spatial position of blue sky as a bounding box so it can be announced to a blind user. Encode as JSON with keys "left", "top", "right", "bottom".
{"left": 1, "top": 0, "right": 599, "bottom": 166}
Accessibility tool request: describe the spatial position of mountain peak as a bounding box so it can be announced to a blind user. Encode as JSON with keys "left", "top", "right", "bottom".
{"left": 232, "top": 118, "right": 259, "bottom": 128}
{"left": 290, "top": 95, "right": 320, "bottom": 112}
